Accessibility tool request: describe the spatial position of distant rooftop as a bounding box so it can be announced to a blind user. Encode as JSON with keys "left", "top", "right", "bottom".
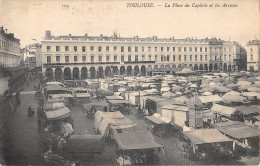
{"left": 247, "top": 40, "right": 260, "bottom": 46}
{"left": 0, "top": 26, "right": 20, "bottom": 43}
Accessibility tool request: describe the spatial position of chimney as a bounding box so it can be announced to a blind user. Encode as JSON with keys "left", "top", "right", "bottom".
{"left": 69, "top": 34, "right": 71, "bottom": 37}
{"left": 9, "top": 33, "right": 14, "bottom": 38}
{"left": 5, "top": 29, "right": 7, "bottom": 34}
{"left": 45, "top": 31, "right": 51, "bottom": 38}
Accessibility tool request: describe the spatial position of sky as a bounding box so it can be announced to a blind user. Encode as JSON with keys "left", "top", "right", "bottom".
{"left": 0, "top": 0, "right": 259, "bottom": 48}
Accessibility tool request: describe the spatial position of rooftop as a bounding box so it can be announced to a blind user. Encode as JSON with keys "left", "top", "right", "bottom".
{"left": 0, "top": 26, "right": 20, "bottom": 43}
{"left": 247, "top": 40, "right": 260, "bottom": 46}
{"left": 43, "top": 31, "right": 235, "bottom": 45}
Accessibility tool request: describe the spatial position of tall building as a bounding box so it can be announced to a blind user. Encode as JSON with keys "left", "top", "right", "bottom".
{"left": 41, "top": 31, "right": 241, "bottom": 81}
{"left": 0, "top": 26, "right": 24, "bottom": 93}
{"left": 0, "top": 26, "right": 21, "bottom": 69}
{"left": 246, "top": 40, "right": 260, "bottom": 71}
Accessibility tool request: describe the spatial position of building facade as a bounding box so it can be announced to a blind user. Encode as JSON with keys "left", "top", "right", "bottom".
{"left": 0, "top": 26, "right": 21, "bottom": 69}
{"left": 23, "top": 43, "right": 42, "bottom": 69}
{"left": 246, "top": 40, "right": 260, "bottom": 71}
{"left": 42, "top": 31, "right": 240, "bottom": 81}
{"left": 0, "top": 26, "right": 25, "bottom": 92}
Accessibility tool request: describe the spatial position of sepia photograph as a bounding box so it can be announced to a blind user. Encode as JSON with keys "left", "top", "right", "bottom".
{"left": 0, "top": 0, "right": 260, "bottom": 165}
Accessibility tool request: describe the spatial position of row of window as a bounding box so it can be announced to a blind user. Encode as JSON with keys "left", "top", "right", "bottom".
{"left": 0, "top": 38, "right": 20, "bottom": 53}
{"left": 46, "top": 45, "right": 232, "bottom": 53}
{"left": 46, "top": 54, "right": 232, "bottom": 63}
{"left": 28, "top": 57, "right": 35, "bottom": 61}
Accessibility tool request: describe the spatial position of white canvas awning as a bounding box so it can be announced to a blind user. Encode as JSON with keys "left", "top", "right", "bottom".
{"left": 45, "top": 107, "right": 71, "bottom": 120}
{"left": 199, "top": 95, "right": 223, "bottom": 103}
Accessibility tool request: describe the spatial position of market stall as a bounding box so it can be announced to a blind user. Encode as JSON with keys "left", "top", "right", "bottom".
{"left": 145, "top": 113, "right": 171, "bottom": 137}
{"left": 94, "top": 111, "right": 136, "bottom": 139}
{"left": 82, "top": 102, "right": 109, "bottom": 117}
{"left": 114, "top": 131, "right": 165, "bottom": 165}
{"left": 181, "top": 129, "right": 233, "bottom": 160}
{"left": 107, "top": 99, "right": 133, "bottom": 114}
{"left": 213, "top": 121, "right": 260, "bottom": 154}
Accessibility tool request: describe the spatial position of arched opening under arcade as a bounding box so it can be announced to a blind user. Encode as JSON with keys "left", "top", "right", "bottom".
{"left": 209, "top": 63, "right": 213, "bottom": 72}
{"left": 228, "top": 65, "right": 231, "bottom": 72}
{"left": 120, "top": 66, "right": 125, "bottom": 75}
{"left": 55, "top": 67, "right": 62, "bottom": 81}
{"left": 97, "top": 66, "right": 104, "bottom": 78}
{"left": 214, "top": 64, "right": 218, "bottom": 71}
{"left": 73, "top": 67, "right": 80, "bottom": 80}
{"left": 204, "top": 64, "right": 208, "bottom": 71}
{"left": 112, "top": 66, "right": 119, "bottom": 75}
{"left": 127, "top": 66, "right": 133, "bottom": 76}
{"left": 194, "top": 64, "right": 198, "bottom": 70}
{"left": 165, "top": 65, "right": 171, "bottom": 74}
{"left": 147, "top": 65, "right": 152, "bottom": 76}
{"left": 134, "top": 65, "right": 139, "bottom": 76}
{"left": 105, "top": 66, "right": 111, "bottom": 77}
{"left": 46, "top": 68, "right": 53, "bottom": 81}
{"left": 199, "top": 64, "right": 203, "bottom": 70}
{"left": 159, "top": 65, "right": 164, "bottom": 72}
{"left": 81, "top": 67, "right": 88, "bottom": 79}
{"left": 64, "top": 67, "right": 71, "bottom": 80}
{"left": 172, "top": 65, "right": 176, "bottom": 72}
{"left": 224, "top": 63, "right": 227, "bottom": 72}
{"left": 177, "top": 64, "right": 182, "bottom": 71}
{"left": 141, "top": 65, "right": 146, "bottom": 76}
{"left": 90, "top": 67, "right": 96, "bottom": 79}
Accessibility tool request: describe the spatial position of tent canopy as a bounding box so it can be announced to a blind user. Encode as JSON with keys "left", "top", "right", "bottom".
{"left": 105, "top": 95, "right": 124, "bottom": 100}
{"left": 45, "top": 107, "right": 71, "bottom": 120}
{"left": 199, "top": 95, "right": 223, "bottom": 103}
{"left": 202, "top": 91, "right": 213, "bottom": 96}
{"left": 114, "top": 131, "right": 164, "bottom": 150}
{"left": 107, "top": 99, "right": 132, "bottom": 105}
{"left": 47, "top": 81, "right": 64, "bottom": 86}
{"left": 67, "top": 135, "right": 104, "bottom": 153}
{"left": 47, "top": 97, "right": 65, "bottom": 103}
{"left": 145, "top": 113, "right": 170, "bottom": 124}
{"left": 161, "top": 104, "right": 189, "bottom": 112}
{"left": 75, "top": 93, "right": 91, "bottom": 98}
{"left": 44, "top": 101, "right": 65, "bottom": 111}
{"left": 82, "top": 102, "right": 108, "bottom": 113}
{"left": 182, "top": 129, "right": 232, "bottom": 145}
{"left": 52, "top": 93, "right": 74, "bottom": 98}
{"left": 222, "top": 93, "right": 246, "bottom": 103}
{"left": 214, "top": 121, "right": 260, "bottom": 139}
{"left": 94, "top": 111, "right": 136, "bottom": 137}
{"left": 236, "top": 105, "right": 260, "bottom": 115}
{"left": 176, "top": 68, "right": 195, "bottom": 74}
{"left": 211, "top": 104, "right": 238, "bottom": 116}
{"left": 46, "top": 84, "right": 68, "bottom": 91}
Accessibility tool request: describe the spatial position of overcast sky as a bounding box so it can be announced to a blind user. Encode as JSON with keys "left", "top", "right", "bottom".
{"left": 0, "top": 0, "right": 259, "bottom": 47}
